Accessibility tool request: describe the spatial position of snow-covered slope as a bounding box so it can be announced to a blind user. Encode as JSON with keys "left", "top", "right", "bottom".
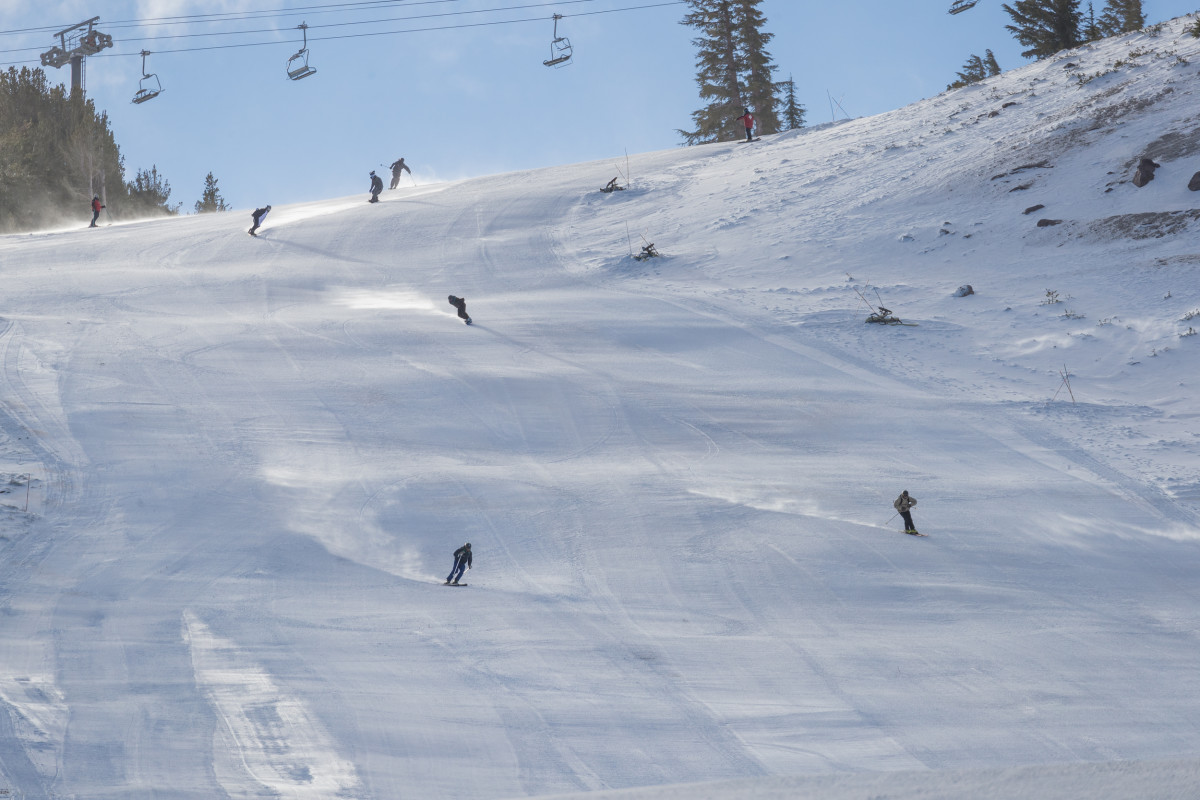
{"left": 2, "top": 16, "right": 1200, "bottom": 800}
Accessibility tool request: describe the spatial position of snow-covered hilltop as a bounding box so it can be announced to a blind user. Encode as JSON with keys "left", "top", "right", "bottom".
{"left": 1, "top": 16, "right": 1200, "bottom": 800}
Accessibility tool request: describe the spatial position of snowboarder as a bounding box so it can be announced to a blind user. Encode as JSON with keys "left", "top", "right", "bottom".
{"left": 735, "top": 107, "right": 755, "bottom": 142}
{"left": 368, "top": 171, "right": 384, "bottom": 203}
{"left": 445, "top": 542, "right": 472, "bottom": 585}
{"left": 248, "top": 204, "right": 271, "bottom": 236}
{"left": 89, "top": 195, "right": 105, "bottom": 227}
{"left": 448, "top": 295, "right": 472, "bottom": 324}
{"left": 894, "top": 490, "right": 919, "bottom": 535}
{"left": 389, "top": 157, "right": 411, "bottom": 189}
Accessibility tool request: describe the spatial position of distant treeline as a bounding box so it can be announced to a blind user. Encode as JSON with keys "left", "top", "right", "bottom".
{"left": 0, "top": 66, "right": 178, "bottom": 234}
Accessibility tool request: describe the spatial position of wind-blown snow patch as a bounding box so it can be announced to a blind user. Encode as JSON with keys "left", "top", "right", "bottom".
{"left": 182, "top": 611, "right": 362, "bottom": 799}
{"left": 335, "top": 288, "right": 439, "bottom": 312}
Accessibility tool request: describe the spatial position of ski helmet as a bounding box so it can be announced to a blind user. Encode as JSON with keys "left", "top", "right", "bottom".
{"left": 370, "top": 170, "right": 376, "bottom": 176}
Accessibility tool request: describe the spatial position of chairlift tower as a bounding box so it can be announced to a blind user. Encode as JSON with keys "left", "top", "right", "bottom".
{"left": 40, "top": 16, "right": 113, "bottom": 97}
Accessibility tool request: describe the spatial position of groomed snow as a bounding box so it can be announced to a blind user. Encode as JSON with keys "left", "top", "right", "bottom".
{"left": 2, "top": 16, "right": 1200, "bottom": 800}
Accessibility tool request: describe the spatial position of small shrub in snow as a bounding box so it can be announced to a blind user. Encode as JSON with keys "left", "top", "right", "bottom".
{"left": 1042, "top": 289, "right": 1062, "bottom": 305}
{"left": 1181, "top": 327, "right": 1197, "bottom": 338}
{"left": 1181, "top": 309, "right": 1200, "bottom": 321}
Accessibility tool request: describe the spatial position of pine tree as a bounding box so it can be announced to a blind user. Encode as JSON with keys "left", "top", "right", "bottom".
{"left": 735, "top": 0, "right": 780, "bottom": 136}
{"left": 947, "top": 49, "right": 1003, "bottom": 89}
{"left": 679, "top": 0, "right": 780, "bottom": 144}
{"left": 194, "top": 172, "right": 228, "bottom": 214}
{"left": 1081, "top": 2, "right": 1103, "bottom": 41}
{"left": 780, "top": 74, "right": 806, "bottom": 130}
{"left": 1002, "top": 0, "right": 1083, "bottom": 59}
{"left": 1098, "top": 0, "right": 1144, "bottom": 35}
{"left": 127, "top": 165, "right": 180, "bottom": 216}
{"left": 983, "top": 49, "right": 1002, "bottom": 75}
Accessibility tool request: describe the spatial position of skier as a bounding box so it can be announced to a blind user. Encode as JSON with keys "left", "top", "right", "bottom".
{"left": 368, "top": 170, "right": 384, "bottom": 203}
{"left": 735, "top": 107, "right": 755, "bottom": 142}
{"left": 248, "top": 204, "right": 271, "bottom": 236}
{"left": 389, "top": 157, "right": 411, "bottom": 189}
{"left": 445, "top": 542, "right": 472, "bottom": 585}
{"left": 894, "top": 490, "right": 919, "bottom": 535}
{"left": 89, "top": 195, "right": 105, "bottom": 227}
{"left": 448, "top": 295, "right": 472, "bottom": 324}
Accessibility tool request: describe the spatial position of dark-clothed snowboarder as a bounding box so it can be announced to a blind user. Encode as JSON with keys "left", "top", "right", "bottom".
{"left": 389, "top": 157, "right": 411, "bottom": 189}
{"left": 735, "top": 107, "right": 755, "bottom": 142}
{"left": 368, "top": 171, "right": 384, "bottom": 203}
{"left": 249, "top": 204, "right": 271, "bottom": 236}
{"left": 89, "top": 195, "right": 105, "bottom": 227}
{"left": 448, "top": 295, "right": 472, "bottom": 324}
{"left": 445, "top": 542, "right": 472, "bottom": 585}
{"left": 894, "top": 490, "right": 919, "bottom": 535}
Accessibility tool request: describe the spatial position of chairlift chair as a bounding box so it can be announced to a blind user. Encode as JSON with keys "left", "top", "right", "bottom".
{"left": 542, "top": 14, "right": 572, "bottom": 68}
{"left": 132, "top": 50, "right": 163, "bottom": 104}
{"left": 286, "top": 22, "right": 317, "bottom": 80}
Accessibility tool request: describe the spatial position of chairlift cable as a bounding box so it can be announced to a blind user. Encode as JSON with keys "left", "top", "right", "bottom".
{"left": 67, "top": 0, "right": 613, "bottom": 46}
{"left": 0, "top": 1, "right": 684, "bottom": 65}
{"left": 0, "top": 1, "right": 447, "bottom": 35}
{"left": 0, "top": 0, "right": 628, "bottom": 38}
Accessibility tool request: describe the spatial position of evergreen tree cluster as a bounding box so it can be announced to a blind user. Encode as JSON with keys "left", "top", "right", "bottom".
{"left": 948, "top": 50, "right": 1003, "bottom": 89}
{"left": 950, "top": 0, "right": 1145, "bottom": 64}
{"left": 679, "top": 0, "right": 803, "bottom": 145}
{"left": 0, "top": 66, "right": 182, "bottom": 233}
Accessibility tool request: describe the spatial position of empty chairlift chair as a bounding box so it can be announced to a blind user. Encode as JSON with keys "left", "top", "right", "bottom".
{"left": 286, "top": 22, "right": 317, "bottom": 80}
{"left": 542, "top": 14, "right": 572, "bottom": 68}
{"left": 132, "top": 49, "right": 163, "bottom": 104}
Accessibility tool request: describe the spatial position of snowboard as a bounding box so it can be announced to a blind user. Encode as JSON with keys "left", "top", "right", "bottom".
{"left": 443, "top": 582, "right": 468, "bottom": 586}
{"left": 739, "top": 138, "right": 762, "bottom": 143}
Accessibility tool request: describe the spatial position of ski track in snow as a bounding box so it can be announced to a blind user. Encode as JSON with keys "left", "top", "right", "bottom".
{"left": 2, "top": 16, "right": 1200, "bottom": 800}
{"left": 182, "top": 611, "right": 363, "bottom": 799}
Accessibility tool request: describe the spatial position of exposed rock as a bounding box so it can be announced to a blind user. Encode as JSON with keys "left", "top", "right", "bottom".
{"left": 1024, "top": 204, "right": 1046, "bottom": 215}
{"left": 1132, "top": 157, "right": 1161, "bottom": 187}
{"left": 1089, "top": 209, "right": 1200, "bottom": 239}
{"left": 954, "top": 285, "right": 975, "bottom": 297}
{"left": 1189, "top": 172, "right": 1200, "bottom": 192}
{"left": 991, "top": 161, "right": 1052, "bottom": 181}
{"left": 1037, "top": 218, "right": 1063, "bottom": 227}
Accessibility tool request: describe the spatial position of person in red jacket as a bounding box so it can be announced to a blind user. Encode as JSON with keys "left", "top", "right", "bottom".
{"left": 735, "top": 107, "right": 755, "bottom": 142}
{"left": 89, "top": 195, "right": 105, "bottom": 227}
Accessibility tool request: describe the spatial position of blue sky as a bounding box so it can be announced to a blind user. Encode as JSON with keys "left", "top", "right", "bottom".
{"left": 2, "top": 0, "right": 1196, "bottom": 211}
